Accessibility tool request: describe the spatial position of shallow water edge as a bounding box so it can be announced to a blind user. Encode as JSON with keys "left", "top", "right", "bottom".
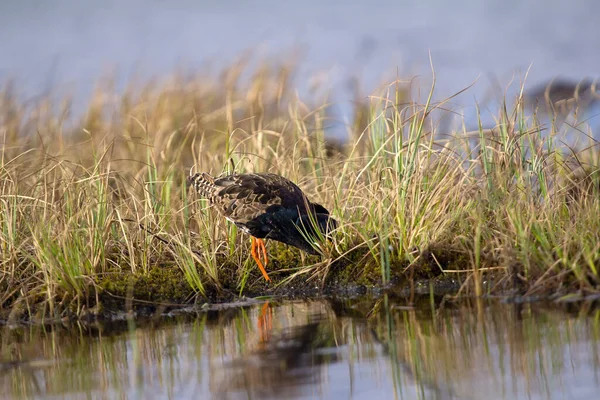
{"left": 2, "top": 294, "right": 600, "bottom": 400}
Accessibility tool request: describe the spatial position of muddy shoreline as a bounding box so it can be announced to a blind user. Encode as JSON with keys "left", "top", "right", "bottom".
{"left": 4, "top": 273, "right": 598, "bottom": 329}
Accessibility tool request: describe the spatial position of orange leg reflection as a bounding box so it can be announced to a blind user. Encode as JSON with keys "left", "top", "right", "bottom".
{"left": 257, "top": 300, "right": 273, "bottom": 345}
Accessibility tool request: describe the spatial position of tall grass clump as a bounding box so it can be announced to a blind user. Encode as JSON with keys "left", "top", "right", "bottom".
{"left": 0, "top": 58, "right": 599, "bottom": 321}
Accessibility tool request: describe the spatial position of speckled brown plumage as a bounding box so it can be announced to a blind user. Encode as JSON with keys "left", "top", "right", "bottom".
{"left": 187, "top": 172, "right": 337, "bottom": 281}
{"left": 189, "top": 173, "right": 315, "bottom": 225}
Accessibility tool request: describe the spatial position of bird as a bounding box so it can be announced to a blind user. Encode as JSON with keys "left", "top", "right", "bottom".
{"left": 187, "top": 172, "right": 337, "bottom": 281}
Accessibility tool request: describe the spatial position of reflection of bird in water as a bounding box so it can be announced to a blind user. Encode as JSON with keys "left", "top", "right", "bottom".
{"left": 187, "top": 172, "right": 337, "bottom": 282}
{"left": 525, "top": 77, "right": 600, "bottom": 116}
{"left": 213, "top": 311, "right": 330, "bottom": 399}
{"left": 257, "top": 301, "right": 273, "bottom": 345}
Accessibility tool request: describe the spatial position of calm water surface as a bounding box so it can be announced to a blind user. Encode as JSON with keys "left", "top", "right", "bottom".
{"left": 1, "top": 297, "right": 599, "bottom": 399}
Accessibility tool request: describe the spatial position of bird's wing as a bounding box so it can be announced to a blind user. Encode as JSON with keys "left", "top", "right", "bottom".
{"left": 211, "top": 173, "right": 308, "bottom": 224}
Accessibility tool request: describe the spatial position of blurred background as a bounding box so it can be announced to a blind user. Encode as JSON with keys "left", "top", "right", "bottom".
{"left": 1, "top": 0, "right": 599, "bottom": 138}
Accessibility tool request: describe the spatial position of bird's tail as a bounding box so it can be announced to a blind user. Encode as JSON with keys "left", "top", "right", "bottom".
{"left": 187, "top": 172, "right": 218, "bottom": 198}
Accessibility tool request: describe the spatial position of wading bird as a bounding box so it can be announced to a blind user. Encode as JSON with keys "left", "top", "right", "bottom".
{"left": 187, "top": 172, "right": 337, "bottom": 281}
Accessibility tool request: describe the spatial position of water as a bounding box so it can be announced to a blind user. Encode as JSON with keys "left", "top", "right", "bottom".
{"left": 2, "top": 297, "right": 599, "bottom": 399}
{"left": 2, "top": 0, "right": 600, "bottom": 137}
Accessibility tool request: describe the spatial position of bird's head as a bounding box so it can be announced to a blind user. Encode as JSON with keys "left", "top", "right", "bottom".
{"left": 314, "top": 203, "right": 337, "bottom": 232}
{"left": 293, "top": 204, "right": 337, "bottom": 254}
{"left": 261, "top": 203, "right": 338, "bottom": 255}
{"left": 308, "top": 203, "right": 337, "bottom": 236}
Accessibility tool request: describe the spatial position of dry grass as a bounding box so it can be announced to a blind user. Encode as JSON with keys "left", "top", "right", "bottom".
{"left": 1, "top": 59, "right": 599, "bottom": 321}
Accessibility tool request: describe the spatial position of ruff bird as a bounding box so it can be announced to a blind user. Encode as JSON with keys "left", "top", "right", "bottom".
{"left": 187, "top": 172, "right": 337, "bottom": 281}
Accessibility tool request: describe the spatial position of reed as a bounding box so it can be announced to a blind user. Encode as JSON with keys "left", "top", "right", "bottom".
{"left": 0, "top": 59, "right": 599, "bottom": 320}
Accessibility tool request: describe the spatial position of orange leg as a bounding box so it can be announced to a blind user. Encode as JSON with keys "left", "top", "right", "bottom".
{"left": 251, "top": 237, "right": 271, "bottom": 281}
{"left": 257, "top": 238, "right": 269, "bottom": 269}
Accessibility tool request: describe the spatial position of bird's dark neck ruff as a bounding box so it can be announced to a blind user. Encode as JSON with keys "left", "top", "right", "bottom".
{"left": 246, "top": 205, "right": 337, "bottom": 255}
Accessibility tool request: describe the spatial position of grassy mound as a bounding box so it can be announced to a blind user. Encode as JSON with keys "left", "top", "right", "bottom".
{"left": 1, "top": 59, "right": 599, "bottom": 321}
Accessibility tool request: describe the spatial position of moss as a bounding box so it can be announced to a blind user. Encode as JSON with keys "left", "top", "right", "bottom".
{"left": 0, "top": 239, "right": 519, "bottom": 323}
{"left": 3, "top": 224, "right": 592, "bottom": 323}
{"left": 323, "top": 241, "right": 471, "bottom": 290}
{"left": 412, "top": 244, "right": 466, "bottom": 277}
{"left": 98, "top": 266, "right": 197, "bottom": 309}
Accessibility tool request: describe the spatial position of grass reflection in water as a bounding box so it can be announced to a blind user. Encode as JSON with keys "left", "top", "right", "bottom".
{"left": 1, "top": 296, "right": 599, "bottom": 399}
